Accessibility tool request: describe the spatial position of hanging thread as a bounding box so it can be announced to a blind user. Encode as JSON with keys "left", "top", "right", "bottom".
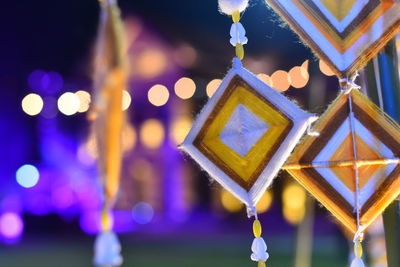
{"left": 342, "top": 72, "right": 366, "bottom": 267}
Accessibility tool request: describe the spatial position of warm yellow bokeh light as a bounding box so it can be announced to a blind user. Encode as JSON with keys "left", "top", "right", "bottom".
{"left": 289, "top": 66, "right": 309, "bottom": 89}
{"left": 57, "top": 92, "right": 80, "bottom": 116}
{"left": 137, "top": 49, "right": 167, "bottom": 79}
{"left": 257, "top": 74, "right": 273, "bottom": 87}
{"left": 75, "top": 90, "right": 91, "bottom": 113}
{"left": 220, "top": 190, "right": 243, "bottom": 212}
{"left": 319, "top": 60, "right": 335, "bottom": 76}
{"left": 122, "top": 90, "right": 132, "bottom": 111}
{"left": 271, "top": 70, "right": 291, "bottom": 91}
{"left": 148, "top": 84, "right": 170, "bottom": 106}
{"left": 174, "top": 77, "right": 196, "bottom": 99}
{"left": 122, "top": 123, "right": 136, "bottom": 152}
{"left": 206, "top": 79, "right": 222, "bottom": 98}
{"left": 170, "top": 116, "right": 192, "bottom": 145}
{"left": 22, "top": 93, "right": 44, "bottom": 116}
{"left": 283, "top": 205, "right": 306, "bottom": 225}
{"left": 282, "top": 183, "right": 307, "bottom": 225}
{"left": 283, "top": 183, "right": 306, "bottom": 210}
{"left": 140, "top": 119, "right": 165, "bottom": 149}
{"left": 256, "top": 191, "right": 273, "bottom": 214}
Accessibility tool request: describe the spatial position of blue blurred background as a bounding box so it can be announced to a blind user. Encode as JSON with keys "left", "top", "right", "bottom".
{"left": 0, "top": 0, "right": 389, "bottom": 266}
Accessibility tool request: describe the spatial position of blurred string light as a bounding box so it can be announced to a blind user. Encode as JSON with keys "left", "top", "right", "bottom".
{"left": 16, "top": 164, "right": 40, "bottom": 188}
{"left": 170, "top": 116, "right": 192, "bottom": 145}
{"left": 148, "top": 84, "right": 169, "bottom": 106}
{"left": 21, "top": 93, "right": 44, "bottom": 116}
{"left": 220, "top": 190, "right": 273, "bottom": 214}
{"left": 137, "top": 48, "right": 167, "bottom": 79}
{"left": 206, "top": 79, "right": 222, "bottom": 98}
{"left": 271, "top": 70, "right": 291, "bottom": 91}
{"left": 57, "top": 92, "right": 80, "bottom": 116}
{"left": 220, "top": 189, "right": 242, "bottom": 212}
{"left": 173, "top": 44, "right": 198, "bottom": 68}
{"left": 122, "top": 90, "right": 132, "bottom": 110}
{"left": 0, "top": 212, "right": 23, "bottom": 240}
{"left": 132, "top": 202, "right": 154, "bottom": 224}
{"left": 256, "top": 191, "right": 273, "bottom": 214}
{"left": 174, "top": 77, "right": 196, "bottom": 99}
{"left": 257, "top": 74, "right": 273, "bottom": 87}
{"left": 256, "top": 60, "right": 310, "bottom": 91}
{"left": 122, "top": 123, "right": 136, "bottom": 153}
{"left": 289, "top": 60, "right": 309, "bottom": 88}
{"left": 282, "top": 183, "right": 307, "bottom": 225}
{"left": 140, "top": 119, "right": 165, "bottom": 149}
{"left": 319, "top": 59, "right": 335, "bottom": 76}
{"left": 75, "top": 90, "right": 91, "bottom": 113}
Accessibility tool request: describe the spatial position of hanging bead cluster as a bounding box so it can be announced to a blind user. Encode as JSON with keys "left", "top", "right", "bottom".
{"left": 230, "top": 10, "right": 248, "bottom": 60}
{"left": 251, "top": 219, "right": 269, "bottom": 266}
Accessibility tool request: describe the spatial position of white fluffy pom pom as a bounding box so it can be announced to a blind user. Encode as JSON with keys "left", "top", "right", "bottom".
{"left": 218, "top": 0, "right": 249, "bottom": 15}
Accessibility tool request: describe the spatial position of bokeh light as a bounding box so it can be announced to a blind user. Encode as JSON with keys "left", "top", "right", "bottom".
{"left": 282, "top": 183, "right": 307, "bottom": 225}
{"left": 271, "top": 70, "right": 291, "bottom": 91}
{"left": 220, "top": 190, "right": 243, "bottom": 212}
{"left": 257, "top": 73, "right": 273, "bottom": 87}
{"left": 289, "top": 61, "right": 309, "bottom": 89}
{"left": 206, "top": 79, "right": 222, "bottom": 98}
{"left": 75, "top": 90, "right": 91, "bottom": 113}
{"left": 148, "top": 84, "right": 170, "bottom": 106}
{"left": 137, "top": 49, "right": 167, "bottom": 79}
{"left": 16, "top": 164, "right": 40, "bottom": 188}
{"left": 122, "top": 123, "right": 136, "bottom": 152}
{"left": 122, "top": 90, "right": 132, "bottom": 111}
{"left": 256, "top": 191, "right": 273, "bottom": 214}
{"left": 21, "top": 93, "right": 44, "bottom": 116}
{"left": 57, "top": 92, "right": 80, "bottom": 116}
{"left": 319, "top": 59, "right": 335, "bottom": 76}
{"left": 132, "top": 202, "right": 154, "bottom": 224}
{"left": 170, "top": 116, "right": 192, "bottom": 145}
{"left": 140, "top": 119, "right": 165, "bottom": 149}
{"left": 174, "top": 77, "right": 196, "bottom": 99}
{"left": 0, "top": 213, "right": 23, "bottom": 239}
{"left": 174, "top": 44, "right": 197, "bottom": 68}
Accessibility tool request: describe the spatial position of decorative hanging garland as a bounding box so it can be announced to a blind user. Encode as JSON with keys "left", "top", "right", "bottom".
{"left": 90, "top": 0, "right": 128, "bottom": 266}
{"left": 264, "top": 1, "right": 400, "bottom": 266}
{"left": 181, "top": 0, "right": 316, "bottom": 265}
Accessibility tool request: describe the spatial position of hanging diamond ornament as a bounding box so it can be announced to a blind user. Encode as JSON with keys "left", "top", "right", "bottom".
{"left": 284, "top": 87, "right": 400, "bottom": 234}
{"left": 266, "top": 0, "right": 400, "bottom": 78}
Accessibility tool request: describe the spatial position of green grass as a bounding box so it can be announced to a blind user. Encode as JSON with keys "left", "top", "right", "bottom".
{"left": 0, "top": 234, "right": 347, "bottom": 267}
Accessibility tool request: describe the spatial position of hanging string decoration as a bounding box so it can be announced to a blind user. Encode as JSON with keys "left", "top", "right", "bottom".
{"left": 265, "top": 0, "right": 400, "bottom": 78}
{"left": 90, "top": 0, "right": 128, "bottom": 266}
{"left": 265, "top": 1, "right": 400, "bottom": 266}
{"left": 283, "top": 76, "right": 400, "bottom": 267}
{"left": 181, "top": 0, "right": 316, "bottom": 265}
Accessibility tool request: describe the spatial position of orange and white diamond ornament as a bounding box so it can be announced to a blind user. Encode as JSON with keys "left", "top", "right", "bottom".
{"left": 181, "top": 58, "right": 316, "bottom": 210}
{"left": 266, "top": 0, "right": 400, "bottom": 78}
{"left": 284, "top": 88, "right": 400, "bottom": 234}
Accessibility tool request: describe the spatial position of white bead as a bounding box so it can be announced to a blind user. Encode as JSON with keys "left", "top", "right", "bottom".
{"left": 350, "top": 257, "right": 365, "bottom": 267}
{"left": 250, "top": 237, "right": 269, "bottom": 262}
{"left": 218, "top": 0, "right": 249, "bottom": 15}
{"left": 230, "top": 22, "right": 248, "bottom": 46}
{"left": 94, "top": 231, "right": 123, "bottom": 266}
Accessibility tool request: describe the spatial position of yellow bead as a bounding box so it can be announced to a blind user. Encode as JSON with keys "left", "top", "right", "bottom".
{"left": 232, "top": 10, "right": 240, "bottom": 23}
{"left": 236, "top": 44, "right": 244, "bottom": 60}
{"left": 258, "top": 260, "right": 266, "bottom": 267}
{"left": 253, "top": 219, "right": 262, "bottom": 237}
{"left": 354, "top": 241, "right": 363, "bottom": 258}
{"left": 101, "top": 208, "right": 112, "bottom": 232}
